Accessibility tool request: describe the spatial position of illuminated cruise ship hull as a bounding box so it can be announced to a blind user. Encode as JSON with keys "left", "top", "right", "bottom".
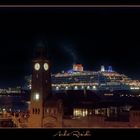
{"left": 51, "top": 65, "right": 140, "bottom": 92}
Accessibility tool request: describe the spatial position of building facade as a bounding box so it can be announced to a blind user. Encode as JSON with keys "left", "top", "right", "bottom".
{"left": 28, "top": 47, "right": 62, "bottom": 128}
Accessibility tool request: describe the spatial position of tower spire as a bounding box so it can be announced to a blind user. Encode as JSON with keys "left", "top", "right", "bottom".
{"left": 34, "top": 40, "right": 48, "bottom": 59}
{"left": 28, "top": 42, "right": 52, "bottom": 127}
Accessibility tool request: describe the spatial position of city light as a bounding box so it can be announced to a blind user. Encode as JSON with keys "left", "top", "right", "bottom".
{"left": 73, "top": 108, "right": 88, "bottom": 117}
{"left": 34, "top": 93, "right": 40, "bottom": 100}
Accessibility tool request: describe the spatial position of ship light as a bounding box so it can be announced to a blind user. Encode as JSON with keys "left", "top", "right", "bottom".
{"left": 130, "top": 87, "right": 140, "bottom": 90}
{"left": 56, "top": 87, "right": 59, "bottom": 90}
{"left": 87, "top": 86, "right": 90, "bottom": 89}
{"left": 65, "top": 86, "right": 68, "bottom": 90}
{"left": 92, "top": 85, "right": 96, "bottom": 89}
{"left": 130, "top": 87, "right": 134, "bottom": 90}
{"left": 74, "top": 86, "right": 78, "bottom": 90}
{"left": 29, "top": 84, "right": 32, "bottom": 89}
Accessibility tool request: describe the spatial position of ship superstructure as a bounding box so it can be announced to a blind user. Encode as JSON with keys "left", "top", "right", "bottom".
{"left": 51, "top": 64, "right": 140, "bottom": 91}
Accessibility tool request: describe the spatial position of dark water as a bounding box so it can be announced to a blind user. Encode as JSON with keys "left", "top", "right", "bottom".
{"left": 0, "top": 95, "right": 29, "bottom": 112}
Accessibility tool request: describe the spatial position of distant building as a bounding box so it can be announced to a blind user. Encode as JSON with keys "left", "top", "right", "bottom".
{"left": 129, "top": 106, "right": 140, "bottom": 127}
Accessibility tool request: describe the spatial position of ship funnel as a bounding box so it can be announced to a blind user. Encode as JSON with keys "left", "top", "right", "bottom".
{"left": 101, "top": 65, "right": 105, "bottom": 72}
{"left": 73, "top": 64, "right": 83, "bottom": 71}
{"left": 108, "top": 66, "right": 112, "bottom": 72}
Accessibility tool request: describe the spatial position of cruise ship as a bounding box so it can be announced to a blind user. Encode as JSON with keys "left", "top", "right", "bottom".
{"left": 51, "top": 64, "right": 140, "bottom": 91}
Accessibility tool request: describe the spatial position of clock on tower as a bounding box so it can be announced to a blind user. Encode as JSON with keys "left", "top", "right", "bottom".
{"left": 28, "top": 46, "right": 52, "bottom": 128}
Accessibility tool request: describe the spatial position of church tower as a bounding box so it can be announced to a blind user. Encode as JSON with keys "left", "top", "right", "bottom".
{"left": 28, "top": 45, "right": 52, "bottom": 128}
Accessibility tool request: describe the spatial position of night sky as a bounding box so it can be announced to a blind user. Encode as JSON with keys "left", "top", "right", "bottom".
{"left": 0, "top": 7, "right": 140, "bottom": 87}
